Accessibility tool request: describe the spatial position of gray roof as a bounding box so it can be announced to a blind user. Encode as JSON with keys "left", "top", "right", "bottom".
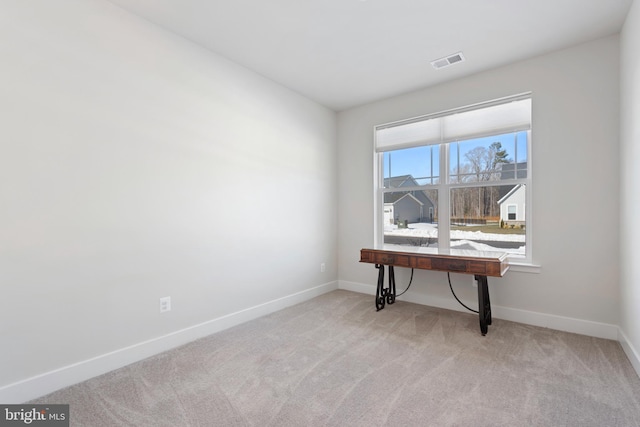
{"left": 384, "top": 175, "right": 435, "bottom": 207}
{"left": 497, "top": 184, "right": 524, "bottom": 205}
{"left": 500, "top": 162, "right": 527, "bottom": 180}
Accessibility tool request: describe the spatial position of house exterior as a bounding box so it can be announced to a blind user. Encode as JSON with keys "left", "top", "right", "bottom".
{"left": 498, "top": 184, "right": 525, "bottom": 227}
{"left": 497, "top": 161, "right": 527, "bottom": 201}
{"left": 383, "top": 175, "right": 436, "bottom": 225}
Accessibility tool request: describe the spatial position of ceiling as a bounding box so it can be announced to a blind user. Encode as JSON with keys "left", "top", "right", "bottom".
{"left": 107, "top": 0, "right": 633, "bottom": 111}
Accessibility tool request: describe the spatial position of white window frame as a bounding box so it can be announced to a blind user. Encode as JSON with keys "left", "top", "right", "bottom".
{"left": 373, "top": 94, "right": 535, "bottom": 267}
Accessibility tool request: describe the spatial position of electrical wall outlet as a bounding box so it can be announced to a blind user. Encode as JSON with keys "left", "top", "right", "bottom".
{"left": 320, "top": 263, "right": 326, "bottom": 273}
{"left": 159, "top": 296, "right": 171, "bottom": 313}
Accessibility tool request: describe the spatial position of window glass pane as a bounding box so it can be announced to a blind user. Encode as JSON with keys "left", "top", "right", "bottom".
{"left": 450, "top": 184, "right": 526, "bottom": 257}
{"left": 449, "top": 132, "right": 527, "bottom": 183}
{"left": 516, "top": 131, "right": 528, "bottom": 164}
{"left": 384, "top": 145, "right": 439, "bottom": 187}
{"left": 383, "top": 189, "right": 438, "bottom": 247}
{"left": 449, "top": 143, "right": 459, "bottom": 183}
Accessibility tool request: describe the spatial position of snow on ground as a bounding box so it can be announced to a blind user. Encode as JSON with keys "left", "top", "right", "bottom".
{"left": 450, "top": 239, "right": 524, "bottom": 255}
{"left": 384, "top": 222, "right": 525, "bottom": 242}
{"left": 384, "top": 222, "right": 525, "bottom": 255}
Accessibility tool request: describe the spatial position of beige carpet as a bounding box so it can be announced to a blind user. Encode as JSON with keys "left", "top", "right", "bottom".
{"left": 32, "top": 290, "right": 640, "bottom": 426}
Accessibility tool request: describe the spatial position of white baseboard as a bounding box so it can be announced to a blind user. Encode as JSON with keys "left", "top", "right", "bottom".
{"left": 0, "top": 281, "right": 338, "bottom": 404}
{"left": 338, "top": 280, "right": 619, "bottom": 340}
{"left": 619, "top": 329, "right": 640, "bottom": 379}
{"left": 339, "top": 280, "right": 377, "bottom": 296}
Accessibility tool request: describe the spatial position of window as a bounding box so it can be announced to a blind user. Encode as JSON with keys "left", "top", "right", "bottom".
{"left": 374, "top": 94, "right": 532, "bottom": 262}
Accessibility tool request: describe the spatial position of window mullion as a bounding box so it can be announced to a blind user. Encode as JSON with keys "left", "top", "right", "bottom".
{"left": 438, "top": 143, "right": 450, "bottom": 251}
{"left": 448, "top": 178, "right": 527, "bottom": 190}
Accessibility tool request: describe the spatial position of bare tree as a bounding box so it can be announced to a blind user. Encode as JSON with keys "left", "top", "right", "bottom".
{"left": 458, "top": 142, "right": 511, "bottom": 218}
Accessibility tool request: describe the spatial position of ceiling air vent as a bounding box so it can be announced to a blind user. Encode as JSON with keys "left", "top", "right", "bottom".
{"left": 431, "top": 52, "right": 465, "bottom": 70}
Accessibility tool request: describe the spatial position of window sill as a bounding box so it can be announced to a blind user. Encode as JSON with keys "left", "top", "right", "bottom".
{"left": 507, "top": 261, "right": 541, "bottom": 274}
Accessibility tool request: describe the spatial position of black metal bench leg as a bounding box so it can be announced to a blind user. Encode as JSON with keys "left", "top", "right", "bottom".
{"left": 475, "top": 275, "right": 492, "bottom": 335}
{"left": 375, "top": 264, "right": 385, "bottom": 311}
{"left": 387, "top": 266, "right": 396, "bottom": 305}
{"left": 374, "top": 265, "right": 397, "bottom": 311}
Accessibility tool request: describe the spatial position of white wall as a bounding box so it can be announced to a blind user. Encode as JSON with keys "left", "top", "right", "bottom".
{"left": 620, "top": 0, "right": 640, "bottom": 374}
{"left": 0, "top": 0, "right": 337, "bottom": 401}
{"left": 338, "top": 35, "right": 620, "bottom": 337}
